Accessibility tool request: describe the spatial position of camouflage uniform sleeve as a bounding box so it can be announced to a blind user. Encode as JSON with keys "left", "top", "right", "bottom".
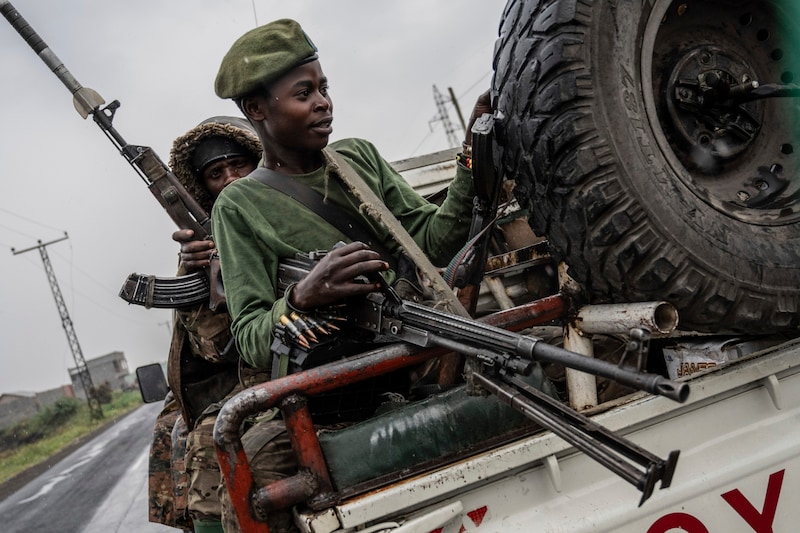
{"left": 175, "top": 305, "right": 234, "bottom": 364}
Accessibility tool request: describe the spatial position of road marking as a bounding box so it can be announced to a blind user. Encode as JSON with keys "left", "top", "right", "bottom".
{"left": 17, "top": 474, "right": 68, "bottom": 504}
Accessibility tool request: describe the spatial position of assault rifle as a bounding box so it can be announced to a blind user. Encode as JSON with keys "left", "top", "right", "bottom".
{"left": 1, "top": 1, "right": 224, "bottom": 311}
{"left": 270, "top": 250, "right": 689, "bottom": 505}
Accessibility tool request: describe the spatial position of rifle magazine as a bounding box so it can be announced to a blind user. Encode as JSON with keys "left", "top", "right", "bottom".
{"left": 118, "top": 271, "right": 210, "bottom": 309}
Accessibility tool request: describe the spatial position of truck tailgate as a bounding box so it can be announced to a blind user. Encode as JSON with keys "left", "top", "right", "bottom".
{"left": 313, "top": 339, "right": 800, "bottom": 532}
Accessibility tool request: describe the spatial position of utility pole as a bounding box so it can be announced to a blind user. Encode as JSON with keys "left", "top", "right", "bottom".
{"left": 12, "top": 233, "right": 103, "bottom": 419}
{"left": 447, "top": 86, "right": 467, "bottom": 133}
{"left": 430, "top": 84, "right": 462, "bottom": 148}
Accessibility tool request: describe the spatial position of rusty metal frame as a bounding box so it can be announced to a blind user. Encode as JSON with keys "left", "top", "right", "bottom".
{"left": 213, "top": 294, "right": 567, "bottom": 532}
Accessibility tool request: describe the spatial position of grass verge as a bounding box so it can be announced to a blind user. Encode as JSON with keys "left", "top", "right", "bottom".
{"left": 0, "top": 390, "right": 143, "bottom": 484}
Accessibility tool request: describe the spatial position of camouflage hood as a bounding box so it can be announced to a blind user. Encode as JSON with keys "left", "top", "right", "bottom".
{"left": 169, "top": 116, "right": 262, "bottom": 213}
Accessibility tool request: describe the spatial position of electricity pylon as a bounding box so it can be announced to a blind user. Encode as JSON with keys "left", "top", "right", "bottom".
{"left": 430, "top": 84, "right": 462, "bottom": 148}
{"left": 12, "top": 233, "right": 103, "bottom": 419}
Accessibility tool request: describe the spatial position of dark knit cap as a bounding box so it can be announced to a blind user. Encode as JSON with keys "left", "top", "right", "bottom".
{"left": 190, "top": 136, "right": 250, "bottom": 175}
{"left": 169, "top": 117, "right": 262, "bottom": 213}
{"left": 215, "top": 19, "right": 318, "bottom": 100}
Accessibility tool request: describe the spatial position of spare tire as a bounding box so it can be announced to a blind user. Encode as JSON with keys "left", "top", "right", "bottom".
{"left": 492, "top": 0, "right": 800, "bottom": 333}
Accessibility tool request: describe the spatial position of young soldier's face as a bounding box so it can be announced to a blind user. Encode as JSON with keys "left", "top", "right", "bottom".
{"left": 262, "top": 60, "right": 333, "bottom": 152}
{"left": 202, "top": 155, "right": 258, "bottom": 199}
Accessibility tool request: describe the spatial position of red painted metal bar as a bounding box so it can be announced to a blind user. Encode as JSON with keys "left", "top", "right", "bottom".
{"left": 481, "top": 293, "right": 567, "bottom": 330}
{"left": 281, "top": 395, "right": 334, "bottom": 493}
{"left": 218, "top": 439, "right": 266, "bottom": 532}
{"left": 251, "top": 394, "right": 337, "bottom": 514}
{"left": 251, "top": 470, "right": 318, "bottom": 522}
{"left": 214, "top": 293, "right": 568, "bottom": 530}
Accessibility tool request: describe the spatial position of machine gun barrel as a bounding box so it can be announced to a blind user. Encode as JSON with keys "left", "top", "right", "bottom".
{"left": 379, "top": 298, "right": 689, "bottom": 403}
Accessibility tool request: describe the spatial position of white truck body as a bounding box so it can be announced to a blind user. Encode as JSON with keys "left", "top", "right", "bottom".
{"left": 297, "top": 338, "right": 800, "bottom": 533}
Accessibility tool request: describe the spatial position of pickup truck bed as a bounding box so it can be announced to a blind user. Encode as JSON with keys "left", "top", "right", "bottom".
{"left": 297, "top": 338, "right": 800, "bottom": 532}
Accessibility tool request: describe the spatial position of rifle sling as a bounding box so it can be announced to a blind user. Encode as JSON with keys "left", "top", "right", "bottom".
{"left": 248, "top": 166, "right": 394, "bottom": 266}
{"left": 322, "top": 148, "right": 469, "bottom": 319}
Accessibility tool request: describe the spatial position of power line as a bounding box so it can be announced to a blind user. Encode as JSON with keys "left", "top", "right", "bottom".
{"left": 0, "top": 221, "right": 39, "bottom": 242}
{"left": 457, "top": 71, "right": 492, "bottom": 101}
{"left": 51, "top": 248, "right": 125, "bottom": 297}
{"left": 8, "top": 238, "right": 161, "bottom": 330}
{"left": 409, "top": 129, "right": 436, "bottom": 157}
{"left": 0, "top": 206, "right": 66, "bottom": 234}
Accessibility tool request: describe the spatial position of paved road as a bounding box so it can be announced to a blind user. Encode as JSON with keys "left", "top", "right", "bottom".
{"left": 0, "top": 401, "right": 176, "bottom": 533}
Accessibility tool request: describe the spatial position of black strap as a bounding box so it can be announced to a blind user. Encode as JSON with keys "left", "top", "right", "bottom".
{"left": 248, "top": 166, "right": 394, "bottom": 263}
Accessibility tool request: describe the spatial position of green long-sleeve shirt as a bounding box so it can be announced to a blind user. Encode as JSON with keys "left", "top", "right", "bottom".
{"left": 211, "top": 138, "right": 474, "bottom": 370}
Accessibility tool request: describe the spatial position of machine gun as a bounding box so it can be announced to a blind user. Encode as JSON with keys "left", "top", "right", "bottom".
{"left": 266, "top": 250, "right": 688, "bottom": 505}
{"left": 1, "top": 1, "right": 224, "bottom": 311}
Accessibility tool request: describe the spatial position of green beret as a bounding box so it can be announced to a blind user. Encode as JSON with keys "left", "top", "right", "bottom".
{"left": 215, "top": 19, "right": 318, "bottom": 100}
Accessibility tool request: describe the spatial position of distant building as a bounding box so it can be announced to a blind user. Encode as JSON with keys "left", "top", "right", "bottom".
{"left": 37, "top": 383, "right": 76, "bottom": 406}
{"left": 0, "top": 384, "right": 75, "bottom": 429}
{"left": 68, "top": 351, "right": 130, "bottom": 399}
{"left": 0, "top": 392, "right": 38, "bottom": 429}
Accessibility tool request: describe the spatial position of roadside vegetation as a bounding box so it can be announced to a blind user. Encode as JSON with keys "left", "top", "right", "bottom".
{"left": 0, "top": 389, "right": 142, "bottom": 483}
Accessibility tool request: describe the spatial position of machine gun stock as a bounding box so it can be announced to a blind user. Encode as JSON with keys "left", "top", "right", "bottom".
{"left": 1, "top": 1, "right": 224, "bottom": 311}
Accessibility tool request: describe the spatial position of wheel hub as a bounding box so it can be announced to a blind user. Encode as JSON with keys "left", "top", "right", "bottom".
{"left": 667, "top": 46, "right": 762, "bottom": 163}
{"left": 648, "top": 0, "right": 800, "bottom": 224}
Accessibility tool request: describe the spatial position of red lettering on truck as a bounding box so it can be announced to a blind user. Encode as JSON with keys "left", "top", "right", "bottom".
{"left": 648, "top": 469, "right": 786, "bottom": 533}
{"left": 721, "top": 469, "right": 785, "bottom": 533}
{"left": 648, "top": 512, "right": 709, "bottom": 533}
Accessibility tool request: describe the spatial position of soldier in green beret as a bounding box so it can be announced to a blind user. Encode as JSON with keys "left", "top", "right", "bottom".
{"left": 211, "top": 18, "right": 491, "bottom": 532}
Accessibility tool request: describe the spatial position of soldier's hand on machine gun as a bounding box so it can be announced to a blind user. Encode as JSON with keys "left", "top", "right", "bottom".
{"left": 173, "top": 228, "right": 216, "bottom": 272}
{"left": 289, "top": 241, "right": 389, "bottom": 311}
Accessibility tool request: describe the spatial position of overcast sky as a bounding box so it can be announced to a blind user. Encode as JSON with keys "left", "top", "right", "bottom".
{"left": 0, "top": 0, "right": 507, "bottom": 394}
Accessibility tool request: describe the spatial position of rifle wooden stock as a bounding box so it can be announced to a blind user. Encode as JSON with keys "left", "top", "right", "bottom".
{"left": 2, "top": 1, "right": 224, "bottom": 311}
